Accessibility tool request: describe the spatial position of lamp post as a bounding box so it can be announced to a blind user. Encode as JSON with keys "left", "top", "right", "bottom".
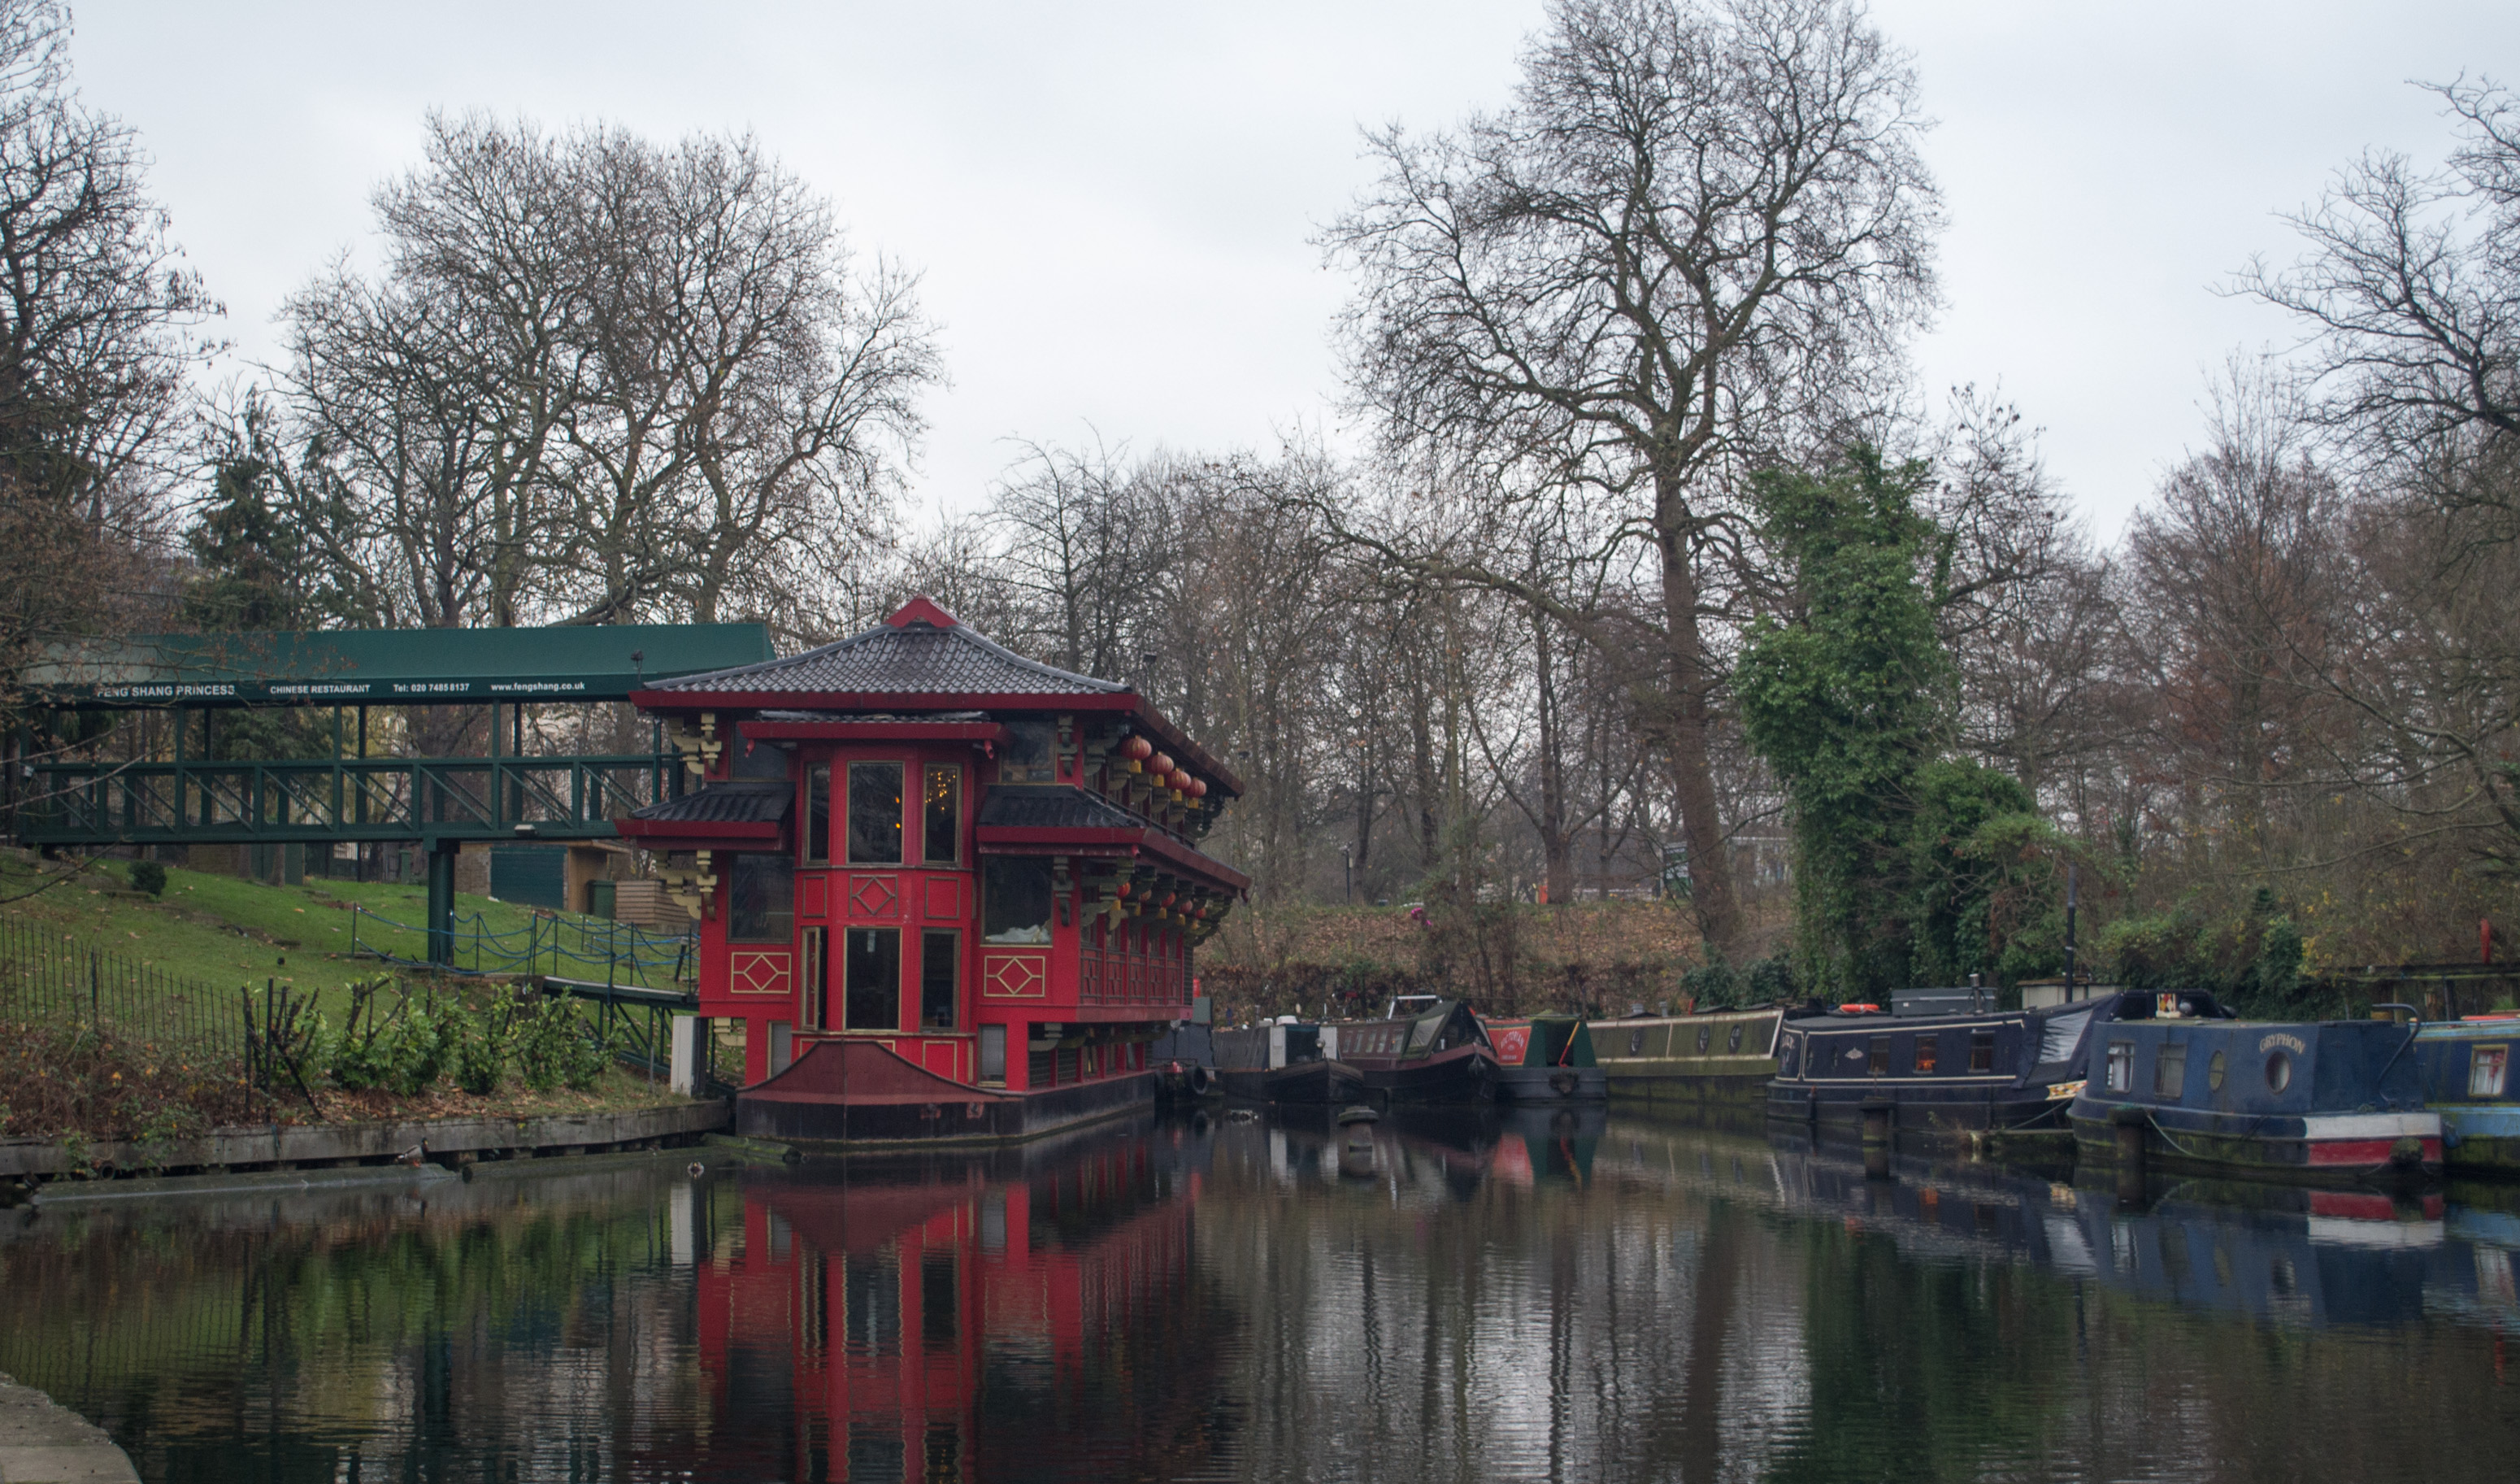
{"left": 1341, "top": 842, "right": 1353, "bottom": 905}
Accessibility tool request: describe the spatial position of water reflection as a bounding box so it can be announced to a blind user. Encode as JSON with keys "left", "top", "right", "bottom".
{"left": 1, "top": 1109, "right": 2516, "bottom": 1482}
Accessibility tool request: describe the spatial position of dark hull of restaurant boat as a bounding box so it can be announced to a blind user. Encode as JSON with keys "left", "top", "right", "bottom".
{"left": 1218, "top": 1059, "right": 1370, "bottom": 1105}
{"left": 737, "top": 1039, "right": 1155, "bottom": 1148}
{"left": 1348, "top": 1044, "right": 1500, "bottom": 1103}
{"left": 2071, "top": 1019, "right": 2441, "bottom": 1186}
{"left": 1492, "top": 1064, "right": 1608, "bottom": 1103}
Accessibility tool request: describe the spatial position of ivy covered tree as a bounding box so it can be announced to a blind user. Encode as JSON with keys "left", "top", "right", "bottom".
{"left": 1739, "top": 447, "right": 2070, "bottom": 996}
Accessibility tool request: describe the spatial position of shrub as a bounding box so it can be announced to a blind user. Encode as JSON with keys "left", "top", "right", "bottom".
{"left": 511, "top": 994, "right": 611, "bottom": 1092}
{"left": 450, "top": 999, "right": 513, "bottom": 1096}
{"left": 129, "top": 860, "right": 166, "bottom": 897}
{"left": 324, "top": 977, "right": 453, "bottom": 1096}
{"left": 1683, "top": 958, "right": 1742, "bottom": 1008}
{"left": 1746, "top": 957, "right": 1800, "bottom": 1003}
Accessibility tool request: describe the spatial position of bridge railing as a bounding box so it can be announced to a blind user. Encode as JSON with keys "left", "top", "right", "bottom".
{"left": 20, "top": 754, "right": 676, "bottom": 843}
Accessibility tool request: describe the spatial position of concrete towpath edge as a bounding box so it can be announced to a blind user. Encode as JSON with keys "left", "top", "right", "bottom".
{"left": 0, "top": 1373, "right": 139, "bottom": 1484}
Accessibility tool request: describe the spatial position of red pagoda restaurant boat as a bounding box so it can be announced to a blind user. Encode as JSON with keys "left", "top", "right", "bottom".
{"left": 618, "top": 597, "right": 1249, "bottom": 1147}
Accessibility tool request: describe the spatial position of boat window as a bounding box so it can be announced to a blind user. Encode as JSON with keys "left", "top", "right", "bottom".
{"left": 845, "top": 927, "right": 901, "bottom": 1031}
{"left": 2265, "top": 1051, "right": 2293, "bottom": 1094}
{"left": 1697, "top": 1025, "right": 1713, "bottom": 1053}
{"left": 1779, "top": 1034, "right": 1799, "bottom": 1077}
{"left": 1727, "top": 1024, "right": 1745, "bottom": 1053}
{"left": 2207, "top": 1049, "right": 2227, "bottom": 1091}
{"left": 847, "top": 762, "right": 905, "bottom": 864}
{"left": 1867, "top": 1035, "right": 1890, "bottom": 1075}
{"left": 804, "top": 764, "right": 832, "bottom": 864}
{"left": 1001, "top": 720, "right": 1055, "bottom": 784}
{"left": 1914, "top": 1037, "right": 1938, "bottom": 1074}
{"left": 978, "top": 1024, "right": 1006, "bottom": 1084}
{"left": 2037, "top": 1007, "right": 2096, "bottom": 1064}
{"left": 920, "top": 929, "right": 958, "bottom": 1030}
{"left": 2473, "top": 1045, "right": 2509, "bottom": 1098}
{"left": 728, "top": 854, "right": 794, "bottom": 943}
{"left": 2105, "top": 1039, "right": 2134, "bottom": 1093}
{"left": 1970, "top": 1031, "right": 1995, "bottom": 1073}
{"left": 923, "top": 765, "right": 962, "bottom": 864}
{"left": 981, "top": 857, "right": 1054, "bottom": 944}
{"left": 2154, "top": 1042, "right": 2188, "bottom": 1097}
{"left": 800, "top": 927, "right": 826, "bottom": 1031}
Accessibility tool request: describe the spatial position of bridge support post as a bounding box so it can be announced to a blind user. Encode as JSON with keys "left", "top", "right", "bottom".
{"left": 426, "top": 838, "right": 458, "bottom": 967}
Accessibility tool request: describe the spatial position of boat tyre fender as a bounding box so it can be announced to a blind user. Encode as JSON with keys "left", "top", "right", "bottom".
{"left": 1188, "top": 1065, "right": 1217, "bottom": 1097}
{"left": 1549, "top": 1069, "right": 1580, "bottom": 1098}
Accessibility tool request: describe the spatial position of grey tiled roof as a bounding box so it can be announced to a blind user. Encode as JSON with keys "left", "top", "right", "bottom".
{"left": 975, "top": 786, "right": 1145, "bottom": 832}
{"left": 651, "top": 619, "right": 1127, "bottom": 698}
{"left": 628, "top": 781, "right": 793, "bottom": 825}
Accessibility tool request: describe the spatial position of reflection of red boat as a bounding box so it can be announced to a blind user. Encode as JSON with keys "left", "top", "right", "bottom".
{"left": 689, "top": 1125, "right": 1222, "bottom": 1482}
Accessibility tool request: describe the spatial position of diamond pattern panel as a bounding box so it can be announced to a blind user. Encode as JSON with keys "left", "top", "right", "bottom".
{"left": 983, "top": 952, "right": 1047, "bottom": 999}
{"left": 850, "top": 873, "right": 900, "bottom": 919}
{"left": 731, "top": 950, "right": 791, "bottom": 998}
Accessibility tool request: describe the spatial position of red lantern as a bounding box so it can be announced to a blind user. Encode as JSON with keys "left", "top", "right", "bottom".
{"left": 1169, "top": 768, "right": 1192, "bottom": 791}
{"left": 1188, "top": 777, "right": 1208, "bottom": 799}
{"left": 1123, "top": 736, "right": 1153, "bottom": 761}
{"left": 1160, "top": 892, "right": 1177, "bottom": 907}
{"left": 1115, "top": 881, "right": 1132, "bottom": 899}
{"left": 1151, "top": 753, "right": 1174, "bottom": 776}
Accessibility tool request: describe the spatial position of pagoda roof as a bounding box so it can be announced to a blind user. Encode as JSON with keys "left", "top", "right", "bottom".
{"left": 633, "top": 596, "right": 1245, "bottom": 798}
{"left": 645, "top": 597, "right": 1124, "bottom": 700}
{"left": 617, "top": 779, "right": 792, "bottom": 846}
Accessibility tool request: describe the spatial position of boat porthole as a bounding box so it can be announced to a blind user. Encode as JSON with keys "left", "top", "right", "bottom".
{"left": 1697, "top": 1027, "right": 1713, "bottom": 1052}
{"left": 2265, "top": 1051, "right": 2292, "bottom": 1093}
{"left": 1727, "top": 1025, "right": 1744, "bottom": 1052}
{"left": 2207, "top": 1050, "right": 2226, "bottom": 1091}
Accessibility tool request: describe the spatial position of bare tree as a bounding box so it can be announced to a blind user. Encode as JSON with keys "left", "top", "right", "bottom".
{"left": 1322, "top": 0, "right": 1941, "bottom": 959}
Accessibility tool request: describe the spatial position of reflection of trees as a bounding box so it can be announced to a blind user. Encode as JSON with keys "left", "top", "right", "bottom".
{"left": 0, "top": 1165, "right": 716, "bottom": 1480}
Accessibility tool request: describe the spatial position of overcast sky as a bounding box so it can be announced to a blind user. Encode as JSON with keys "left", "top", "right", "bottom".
{"left": 71, "top": 1, "right": 2520, "bottom": 544}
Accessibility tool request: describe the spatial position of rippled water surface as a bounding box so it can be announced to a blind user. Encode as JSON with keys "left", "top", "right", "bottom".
{"left": 5, "top": 1108, "right": 2519, "bottom": 1482}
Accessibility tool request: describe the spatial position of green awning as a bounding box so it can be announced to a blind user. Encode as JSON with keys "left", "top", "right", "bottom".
{"left": 25, "top": 624, "right": 776, "bottom": 708}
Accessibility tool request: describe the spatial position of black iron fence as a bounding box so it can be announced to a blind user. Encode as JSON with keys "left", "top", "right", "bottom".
{"left": 0, "top": 920, "right": 263, "bottom": 1129}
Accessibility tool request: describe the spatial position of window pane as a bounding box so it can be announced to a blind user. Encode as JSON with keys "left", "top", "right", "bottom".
{"left": 924, "top": 765, "right": 961, "bottom": 864}
{"left": 848, "top": 763, "right": 904, "bottom": 864}
{"left": 1001, "top": 721, "right": 1054, "bottom": 783}
{"left": 805, "top": 764, "right": 831, "bottom": 863}
{"left": 2106, "top": 1041, "right": 2135, "bottom": 1092}
{"left": 982, "top": 857, "right": 1054, "bottom": 944}
{"left": 800, "top": 928, "right": 826, "bottom": 1030}
{"left": 2155, "top": 1043, "right": 2188, "bottom": 1096}
{"left": 728, "top": 855, "right": 793, "bottom": 942}
{"left": 2475, "top": 1046, "right": 2509, "bottom": 1098}
{"left": 1914, "top": 1036, "right": 1937, "bottom": 1074}
{"left": 978, "top": 1024, "right": 1006, "bottom": 1082}
{"left": 922, "top": 930, "right": 958, "bottom": 1029}
{"left": 845, "top": 927, "right": 901, "bottom": 1030}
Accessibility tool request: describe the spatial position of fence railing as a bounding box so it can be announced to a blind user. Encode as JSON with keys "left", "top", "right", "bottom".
{"left": 0, "top": 920, "right": 263, "bottom": 1127}
{"left": 346, "top": 904, "right": 695, "bottom": 986}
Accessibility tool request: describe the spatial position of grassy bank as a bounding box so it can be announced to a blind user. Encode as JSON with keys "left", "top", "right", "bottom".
{"left": 0, "top": 851, "right": 681, "bottom": 1008}
{"left": 1, "top": 850, "right": 697, "bottom": 1143}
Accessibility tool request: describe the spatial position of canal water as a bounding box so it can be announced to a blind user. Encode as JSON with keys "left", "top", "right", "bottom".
{"left": 3, "top": 1108, "right": 2517, "bottom": 1482}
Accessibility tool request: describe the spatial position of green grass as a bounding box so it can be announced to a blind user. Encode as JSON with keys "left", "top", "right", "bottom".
{"left": 2, "top": 851, "right": 688, "bottom": 1014}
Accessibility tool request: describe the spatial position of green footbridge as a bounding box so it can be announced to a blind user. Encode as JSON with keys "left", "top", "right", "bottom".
{"left": 9, "top": 624, "right": 771, "bottom": 964}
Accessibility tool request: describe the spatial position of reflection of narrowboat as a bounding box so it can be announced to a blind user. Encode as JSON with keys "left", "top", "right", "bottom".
{"left": 1768, "top": 994, "right": 2132, "bottom": 1145}
{"left": 1476, "top": 1015, "right": 1607, "bottom": 1102}
{"left": 1210, "top": 1021, "right": 1368, "bottom": 1104}
{"left": 2070, "top": 1012, "right": 2443, "bottom": 1184}
{"left": 2413, "top": 1016, "right": 2520, "bottom": 1174}
{"left": 1587, "top": 1008, "right": 1782, "bottom": 1109}
{"left": 1332, "top": 996, "right": 1501, "bottom": 1103}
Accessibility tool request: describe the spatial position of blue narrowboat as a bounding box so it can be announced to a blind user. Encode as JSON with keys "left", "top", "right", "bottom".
{"left": 2070, "top": 1008, "right": 2443, "bottom": 1184}
{"left": 1766, "top": 993, "right": 2132, "bottom": 1145}
{"left": 2412, "top": 1015, "right": 2520, "bottom": 1174}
